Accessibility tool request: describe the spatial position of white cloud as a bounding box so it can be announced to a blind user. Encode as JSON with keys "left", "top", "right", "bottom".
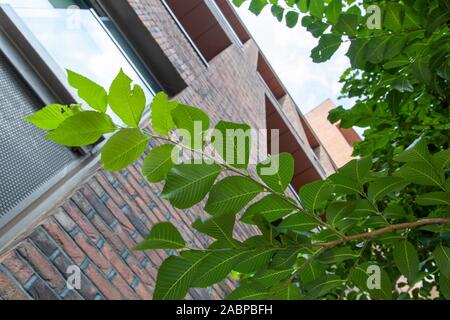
{"left": 235, "top": 5, "right": 353, "bottom": 114}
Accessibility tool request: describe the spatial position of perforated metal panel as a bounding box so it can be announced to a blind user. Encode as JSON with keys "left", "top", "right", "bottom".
{"left": 0, "top": 51, "right": 75, "bottom": 222}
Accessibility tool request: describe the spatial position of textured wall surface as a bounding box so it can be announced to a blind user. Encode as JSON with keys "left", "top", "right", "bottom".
{"left": 0, "top": 0, "right": 271, "bottom": 300}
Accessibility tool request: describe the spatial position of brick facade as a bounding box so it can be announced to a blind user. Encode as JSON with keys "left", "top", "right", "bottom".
{"left": 0, "top": 0, "right": 329, "bottom": 300}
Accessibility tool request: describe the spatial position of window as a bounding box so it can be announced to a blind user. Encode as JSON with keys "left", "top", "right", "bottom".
{"left": 1, "top": 0, "right": 161, "bottom": 104}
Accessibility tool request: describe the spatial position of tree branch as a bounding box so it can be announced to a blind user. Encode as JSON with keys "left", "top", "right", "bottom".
{"left": 318, "top": 218, "right": 450, "bottom": 249}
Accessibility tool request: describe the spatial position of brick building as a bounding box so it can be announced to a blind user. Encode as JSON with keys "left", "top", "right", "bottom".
{"left": 0, "top": 0, "right": 334, "bottom": 300}
{"left": 306, "top": 99, "right": 362, "bottom": 169}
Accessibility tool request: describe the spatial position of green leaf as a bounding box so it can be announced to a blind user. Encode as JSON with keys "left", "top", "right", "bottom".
{"left": 311, "top": 33, "right": 342, "bottom": 63}
{"left": 366, "top": 36, "right": 390, "bottom": 64}
{"left": 101, "top": 128, "right": 148, "bottom": 171}
{"left": 393, "top": 240, "right": 420, "bottom": 283}
{"left": 278, "top": 213, "right": 318, "bottom": 232}
{"left": 192, "top": 214, "right": 235, "bottom": 245}
{"left": 25, "top": 104, "right": 75, "bottom": 130}
{"left": 433, "top": 244, "right": 450, "bottom": 278}
{"left": 416, "top": 192, "right": 450, "bottom": 206}
{"left": 234, "top": 247, "right": 278, "bottom": 273}
{"left": 325, "top": 0, "right": 342, "bottom": 24}
{"left": 151, "top": 92, "right": 178, "bottom": 135}
{"left": 226, "top": 284, "right": 269, "bottom": 300}
{"left": 161, "top": 164, "right": 222, "bottom": 209}
{"left": 232, "top": 0, "right": 247, "bottom": 7}
{"left": 383, "top": 55, "right": 410, "bottom": 69}
{"left": 393, "top": 78, "right": 414, "bottom": 93}
{"left": 431, "top": 149, "right": 450, "bottom": 172}
{"left": 346, "top": 39, "right": 368, "bottom": 69}
{"left": 153, "top": 251, "right": 208, "bottom": 300}
{"left": 319, "top": 247, "right": 358, "bottom": 264}
{"left": 134, "top": 222, "right": 185, "bottom": 250}
{"left": 352, "top": 199, "right": 378, "bottom": 218}
{"left": 367, "top": 176, "right": 410, "bottom": 202}
{"left": 285, "top": 11, "right": 299, "bottom": 28}
{"left": 403, "top": 6, "right": 423, "bottom": 29}
{"left": 296, "top": 0, "right": 308, "bottom": 13}
{"left": 384, "top": 35, "right": 408, "bottom": 60}
{"left": 271, "top": 4, "right": 284, "bottom": 22}
{"left": 192, "top": 249, "right": 246, "bottom": 287}
{"left": 351, "top": 262, "right": 392, "bottom": 299}
{"left": 249, "top": 0, "right": 268, "bottom": 15}
{"left": 300, "top": 260, "right": 326, "bottom": 284}
{"left": 306, "top": 20, "right": 329, "bottom": 38}
{"left": 326, "top": 201, "right": 354, "bottom": 226}
{"left": 46, "top": 111, "right": 115, "bottom": 147}
{"left": 253, "top": 269, "right": 292, "bottom": 287}
{"left": 395, "top": 139, "right": 431, "bottom": 164}
{"left": 171, "top": 104, "right": 210, "bottom": 150}
{"left": 411, "top": 60, "right": 432, "bottom": 84}
{"left": 298, "top": 180, "right": 333, "bottom": 212}
{"left": 67, "top": 70, "right": 107, "bottom": 112}
{"left": 334, "top": 13, "right": 358, "bottom": 36}
{"left": 439, "top": 274, "right": 450, "bottom": 299}
{"left": 395, "top": 162, "right": 443, "bottom": 188}
{"left": 270, "top": 246, "right": 301, "bottom": 270}
{"left": 337, "top": 157, "right": 373, "bottom": 187}
{"left": 305, "top": 275, "right": 343, "bottom": 299}
{"left": 108, "top": 69, "right": 146, "bottom": 127}
{"left": 272, "top": 283, "right": 303, "bottom": 300}
{"left": 142, "top": 144, "right": 178, "bottom": 182}
{"left": 212, "top": 121, "right": 251, "bottom": 169}
{"left": 241, "top": 195, "right": 297, "bottom": 224}
{"left": 205, "top": 176, "right": 264, "bottom": 216}
{"left": 384, "top": 3, "right": 404, "bottom": 31}
{"left": 309, "top": 0, "right": 324, "bottom": 18}
{"left": 256, "top": 153, "right": 294, "bottom": 193}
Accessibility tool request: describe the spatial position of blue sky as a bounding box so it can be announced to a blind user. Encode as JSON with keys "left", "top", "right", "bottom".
{"left": 235, "top": 5, "right": 353, "bottom": 115}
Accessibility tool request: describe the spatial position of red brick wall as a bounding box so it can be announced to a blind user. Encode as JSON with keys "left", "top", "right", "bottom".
{"left": 0, "top": 0, "right": 273, "bottom": 300}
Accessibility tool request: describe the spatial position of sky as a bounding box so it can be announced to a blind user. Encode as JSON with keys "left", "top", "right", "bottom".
{"left": 235, "top": 4, "right": 353, "bottom": 115}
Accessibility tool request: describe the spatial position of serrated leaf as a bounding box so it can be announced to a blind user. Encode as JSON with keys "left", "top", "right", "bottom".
{"left": 134, "top": 222, "right": 185, "bottom": 250}
{"left": 205, "top": 176, "right": 264, "bottom": 216}
{"left": 311, "top": 33, "right": 342, "bottom": 63}
{"left": 101, "top": 128, "right": 148, "bottom": 171}
{"left": 325, "top": 0, "right": 342, "bottom": 24}
{"left": 416, "top": 192, "right": 450, "bottom": 206}
{"left": 161, "top": 164, "right": 222, "bottom": 209}
{"left": 46, "top": 111, "right": 115, "bottom": 147}
{"left": 151, "top": 92, "right": 178, "bottom": 135}
{"left": 142, "top": 144, "right": 178, "bottom": 182}
{"left": 192, "top": 214, "right": 235, "bottom": 245}
{"left": 270, "top": 246, "right": 301, "bottom": 270}
{"left": 212, "top": 121, "right": 251, "bottom": 169}
{"left": 433, "top": 244, "right": 450, "bottom": 278}
{"left": 67, "top": 70, "right": 107, "bottom": 112}
{"left": 108, "top": 69, "right": 146, "bottom": 127}
{"left": 393, "top": 240, "right": 420, "bottom": 283}
{"left": 279, "top": 213, "right": 318, "bottom": 232}
{"left": 171, "top": 104, "right": 209, "bottom": 150}
{"left": 25, "top": 104, "right": 75, "bottom": 130}
{"left": 153, "top": 251, "right": 209, "bottom": 300}
{"left": 241, "top": 195, "right": 297, "bottom": 224}
{"left": 298, "top": 180, "right": 333, "bottom": 212}
{"left": 351, "top": 199, "right": 378, "bottom": 218}
{"left": 257, "top": 153, "right": 295, "bottom": 193}
{"left": 368, "top": 176, "right": 410, "bottom": 202}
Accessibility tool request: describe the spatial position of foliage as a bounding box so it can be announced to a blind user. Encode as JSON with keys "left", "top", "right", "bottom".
{"left": 233, "top": 0, "right": 449, "bottom": 171}
{"left": 26, "top": 69, "right": 450, "bottom": 300}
